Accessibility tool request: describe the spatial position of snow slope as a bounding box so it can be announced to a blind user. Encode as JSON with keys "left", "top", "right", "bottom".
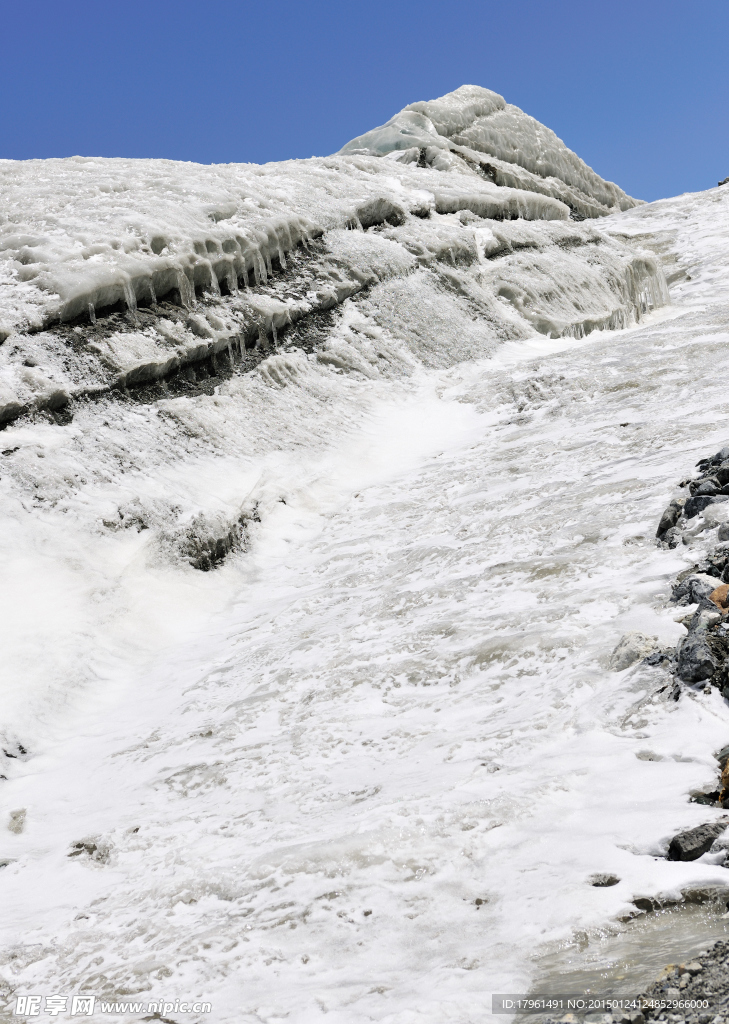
{"left": 1, "top": 88, "right": 729, "bottom": 1022}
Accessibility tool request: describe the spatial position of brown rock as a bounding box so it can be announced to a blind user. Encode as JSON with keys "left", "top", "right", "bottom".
{"left": 709, "top": 583, "right": 729, "bottom": 610}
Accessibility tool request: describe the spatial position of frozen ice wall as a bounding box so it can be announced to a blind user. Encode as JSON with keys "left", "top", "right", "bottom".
{"left": 0, "top": 89, "right": 662, "bottom": 431}
{"left": 340, "top": 84, "right": 639, "bottom": 219}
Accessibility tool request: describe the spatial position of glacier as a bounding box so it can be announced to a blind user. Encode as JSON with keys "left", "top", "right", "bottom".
{"left": 1, "top": 85, "right": 729, "bottom": 1021}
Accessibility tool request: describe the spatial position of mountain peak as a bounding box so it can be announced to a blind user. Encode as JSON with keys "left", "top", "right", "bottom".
{"left": 339, "top": 84, "right": 638, "bottom": 217}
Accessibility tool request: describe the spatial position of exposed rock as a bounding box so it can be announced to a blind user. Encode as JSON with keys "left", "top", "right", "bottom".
{"left": 173, "top": 513, "right": 248, "bottom": 571}
{"left": 643, "top": 649, "right": 672, "bottom": 666}
{"left": 677, "top": 632, "right": 720, "bottom": 682}
{"left": 657, "top": 498, "right": 686, "bottom": 538}
{"left": 609, "top": 632, "right": 660, "bottom": 671}
{"left": 355, "top": 197, "right": 406, "bottom": 229}
{"left": 67, "top": 837, "right": 112, "bottom": 863}
{"left": 698, "top": 546, "right": 729, "bottom": 578}
{"left": 720, "top": 768, "right": 729, "bottom": 809}
{"left": 588, "top": 872, "right": 620, "bottom": 887}
{"left": 691, "top": 789, "right": 721, "bottom": 806}
{"left": 686, "top": 606, "right": 722, "bottom": 632}
{"left": 666, "top": 819, "right": 729, "bottom": 861}
{"left": 691, "top": 477, "right": 721, "bottom": 497}
{"left": 612, "top": 1012, "right": 644, "bottom": 1024}
{"left": 696, "top": 446, "right": 729, "bottom": 472}
{"left": 672, "top": 573, "right": 725, "bottom": 605}
{"left": 709, "top": 584, "right": 729, "bottom": 610}
{"left": 640, "top": 940, "right": 729, "bottom": 1024}
{"left": 662, "top": 525, "right": 683, "bottom": 548}
{"left": 684, "top": 495, "right": 729, "bottom": 520}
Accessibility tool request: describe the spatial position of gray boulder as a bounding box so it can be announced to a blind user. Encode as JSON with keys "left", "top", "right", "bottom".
{"left": 694, "top": 478, "right": 721, "bottom": 496}
{"left": 672, "top": 573, "right": 723, "bottom": 605}
{"left": 677, "top": 633, "right": 719, "bottom": 682}
{"left": 662, "top": 526, "right": 682, "bottom": 548}
{"left": 656, "top": 498, "right": 685, "bottom": 538}
{"left": 685, "top": 495, "right": 729, "bottom": 520}
{"left": 667, "top": 819, "right": 729, "bottom": 861}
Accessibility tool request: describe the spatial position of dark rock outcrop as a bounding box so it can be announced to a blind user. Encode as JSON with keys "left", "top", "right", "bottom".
{"left": 656, "top": 497, "right": 685, "bottom": 539}
{"left": 684, "top": 494, "right": 728, "bottom": 520}
{"left": 666, "top": 819, "right": 729, "bottom": 861}
{"left": 677, "top": 632, "right": 720, "bottom": 683}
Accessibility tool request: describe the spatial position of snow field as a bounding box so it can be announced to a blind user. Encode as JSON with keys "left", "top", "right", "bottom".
{"left": 1, "top": 88, "right": 729, "bottom": 1022}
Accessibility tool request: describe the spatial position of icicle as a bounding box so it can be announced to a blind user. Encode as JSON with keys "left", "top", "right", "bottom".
{"left": 88, "top": 301, "right": 96, "bottom": 325}
{"left": 208, "top": 264, "right": 221, "bottom": 298}
{"left": 256, "top": 249, "right": 267, "bottom": 284}
{"left": 271, "top": 318, "right": 278, "bottom": 346}
{"left": 177, "top": 268, "right": 194, "bottom": 308}
{"left": 122, "top": 278, "right": 138, "bottom": 323}
{"left": 277, "top": 241, "right": 287, "bottom": 270}
{"left": 149, "top": 279, "right": 157, "bottom": 306}
{"left": 228, "top": 262, "right": 238, "bottom": 296}
{"left": 264, "top": 247, "right": 273, "bottom": 278}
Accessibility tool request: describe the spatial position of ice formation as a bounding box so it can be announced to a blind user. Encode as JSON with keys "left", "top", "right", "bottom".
{"left": 4, "top": 85, "right": 729, "bottom": 1022}
{"left": 0, "top": 89, "right": 661, "bottom": 430}
{"left": 340, "top": 84, "right": 639, "bottom": 219}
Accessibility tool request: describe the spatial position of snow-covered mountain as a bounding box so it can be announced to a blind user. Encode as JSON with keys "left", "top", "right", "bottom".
{"left": 1, "top": 86, "right": 729, "bottom": 1022}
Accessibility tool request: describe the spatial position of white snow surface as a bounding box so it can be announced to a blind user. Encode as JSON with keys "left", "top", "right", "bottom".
{"left": 2, "top": 89, "right": 729, "bottom": 1022}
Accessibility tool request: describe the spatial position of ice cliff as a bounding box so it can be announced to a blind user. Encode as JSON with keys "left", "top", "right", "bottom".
{"left": 0, "top": 87, "right": 661, "bottom": 432}
{"left": 340, "top": 84, "right": 639, "bottom": 219}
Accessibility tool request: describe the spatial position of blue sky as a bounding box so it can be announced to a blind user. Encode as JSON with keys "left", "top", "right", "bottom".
{"left": 1, "top": 0, "right": 727, "bottom": 201}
